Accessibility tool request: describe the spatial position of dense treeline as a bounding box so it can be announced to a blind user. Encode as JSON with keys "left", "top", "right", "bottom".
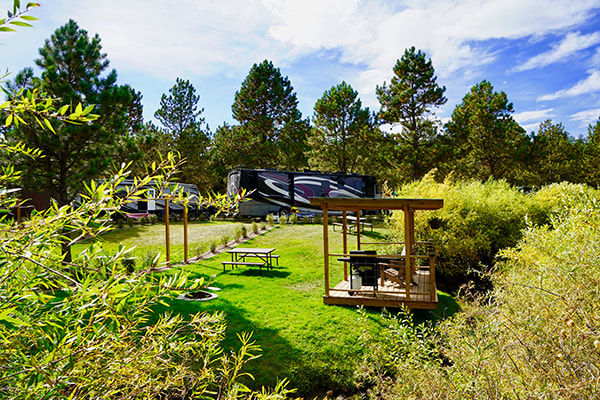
{"left": 3, "top": 21, "right": 599, "bottom": 201}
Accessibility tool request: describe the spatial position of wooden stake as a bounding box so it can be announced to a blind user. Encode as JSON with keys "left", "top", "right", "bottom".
{"left": 165, "top": 198, "right": 170, "bottom": 267}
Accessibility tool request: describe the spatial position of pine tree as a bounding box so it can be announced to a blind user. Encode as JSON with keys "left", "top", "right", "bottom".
{"left": 377, "top": 47, "right": 447, "bottom": 181}
{"left": 307, "top": 81, "right": 379, "bottom": 174}
{"left": 229, "top": 60, "right": 310, "bottom": 170}
{"left": 4, "top": 19, "right": 142, "bottom": 206}
{"left": 153, "top": 78, "right": 211, "bottom": 189}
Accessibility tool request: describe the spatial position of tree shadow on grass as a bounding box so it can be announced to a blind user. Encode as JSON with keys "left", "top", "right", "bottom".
{"left": 151, "top": 295, "right": 350, "bottom": 397}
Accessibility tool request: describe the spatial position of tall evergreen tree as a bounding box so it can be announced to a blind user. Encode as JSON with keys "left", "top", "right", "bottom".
{"left": 153, "top": 78, "right": 211, "bottom": 189}
{"left": 307, "top": 81, "right": 379, "bottom": 174}
{"left": 445, "top": 80, "right": 526, "bottom": 181}
{"left": 3, "top": 19, "right": 142, "bottom": 206}
{"left": 229, "top": 60, "right": 310, "bottom": 170}
{"left": 584, "top": 118, "right": 600, "bottom": 187}
{"left": 376, "top": 47, "right": 447, "bottom": 181}
{"left": 524, "top": 120, "right": 583, "bottom": 185}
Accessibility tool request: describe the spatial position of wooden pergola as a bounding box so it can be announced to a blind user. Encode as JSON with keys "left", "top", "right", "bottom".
{"left": 310, "top": 197, "right": 443, "bottom": 310}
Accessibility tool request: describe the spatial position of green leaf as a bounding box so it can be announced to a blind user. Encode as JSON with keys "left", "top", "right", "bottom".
{"left": 57, "top": 104, "right": 69, "bottom": 115}
{"left": 19, "top": 15, "right": 38, "bottom": 21}
{"left": 43, "top": 118, "right": 56, "bottom": 133}
{"left": 5, "top": 113, "right": 13, "bottom": 127}
{"left": 9, "top": 21, "right": 33, "bottom": 27}
{"left": 0, "top": 26, "right": 16, "bottom": 32}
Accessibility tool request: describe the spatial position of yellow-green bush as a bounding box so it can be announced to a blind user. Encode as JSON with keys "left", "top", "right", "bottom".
{"left": 365, "top": 182, "right": 600, "bottom": 399}
{"left": 388, "top": 172, "right": 550, "bottom": 281}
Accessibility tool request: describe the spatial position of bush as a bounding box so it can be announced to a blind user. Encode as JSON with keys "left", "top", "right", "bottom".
{"left": 314, "top": 214, "right": 323, "bottom": 224}
{"left": 266, "top": 213, "right": 275, "bottom": 226}
{"left": 149, "top": 214, "right": 158, "bottom": 224}
{"left": 191, "top": 243, "right": 205, "bottom": 258}
{"left": 141, "top": 249, "right": 161, "bottom": 269}
{"left": 209, "top": 241, "right": 217, "bottom": 253}
{"left": 279, "top": 215, "right": 288, "bottom": 225}
{"left": 260, "top": 222, "right": 267, "bottom": 230}
{"left": 220, "top": 230, "right": 231, "bottom": 247}
{"left": 116, "top": 218, "right": 125, "bottom": 229}
{"left": 126, "top": 217, "right": 135, "bottom": 227}
{"left": 289, "top": 213, "right": 298, "bottom": 225}
{"left": 389, "top": 172, "right": 550, "bottom": 284}
{"left": 139, "top": 216, "right": 147, "bottom": 225}
{"left": 251, "top": 221, "right": 259, "bottom": 234}
{"left": 241, "top": 224, "right": 248, "bottom": 238}
{"left": 371, "top": 183, "right": 600, "bottom": 399}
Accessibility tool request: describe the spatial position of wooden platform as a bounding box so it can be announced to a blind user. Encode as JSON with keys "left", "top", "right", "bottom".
{"left": 323, "top": 267, "right": 438, "bottom": 310}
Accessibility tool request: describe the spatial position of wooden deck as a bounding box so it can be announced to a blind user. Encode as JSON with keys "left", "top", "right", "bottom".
{"left": 323, "top": 267, "right": 438, "bottom": 310}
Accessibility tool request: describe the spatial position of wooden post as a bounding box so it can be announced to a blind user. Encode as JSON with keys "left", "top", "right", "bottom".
{"left": 429, "top": 254, "right": 436, "bottom": 301}
{"left": 355, "top": 209, "right": 361, "bottom": 250}
{"left": 183, "top": 204, "right": 188, "bottom": 263}
{"left": 323, "top": 205, "right": 330, "bottom": 297}
{"left": 342, "top": 210, "right": 348, "bottom": 280}
{"left": 403, "top": 205, "right": 411, "bottom": 300}
{"left": 165, "top": 198, "right": 170, "bottom": 267}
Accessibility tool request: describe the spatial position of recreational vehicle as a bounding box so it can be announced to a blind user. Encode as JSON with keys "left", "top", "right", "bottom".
{"left": 227, "top": 168, "right": 378, "bottom": 218}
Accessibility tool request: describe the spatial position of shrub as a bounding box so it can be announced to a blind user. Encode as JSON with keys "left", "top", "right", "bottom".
{"left": 372, "top": 183, "right": 600, "bottom": 399}
{"left": 209, "top": 241, "right": 217, "bottom": 253}
{"left": 126, "top": 217, "right": 135, "bottom": 227}
{"left": 266, "top": 213, "right": 275, "bottom": 226}
{"left": 260, "top": 222, "right": 267, "bottom": 230}
{"left": 241, "top": 224, "right": 248, "bottom": 238}
{"left": 389, "top": 172, "right": 550, "bottom": 284}
{"left": 191, "top": 243, "right": 205, "bottom": 258}
{"left": 302, "top": 216, "right": 311, "bottom": 224}
{"left": 116, "top": 218, "right": 125, "bottom": 229}
{"left": 314, "top": 214, "right": 323, "bottom": 224}
{"left": 220, "top": 231, "right": 230, "bottom": 247}
{"left": 234, "top": 225, "right": 244, "bottom": 241}
{"left": 289, "top": 213, "right": 298, "bottom": 225}
{"left": 251, "top": 221, "right": 259, "bottom": 234}
{"left": 149, "top": 214, "right": 158, "bottom": 224}
{"left": 139, "top": 216, "right": 147, "bottom": 226}
{"left": 279, "top": 215, "right": 288, "bottom": 225}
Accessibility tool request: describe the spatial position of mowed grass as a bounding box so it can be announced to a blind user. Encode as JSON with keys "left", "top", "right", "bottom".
{"left": 76, "top": 222, "right": 458, "bottom": 396}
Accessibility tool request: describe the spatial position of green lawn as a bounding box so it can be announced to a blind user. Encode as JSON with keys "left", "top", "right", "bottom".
{"left": 76, "top": 222, "right": 458, "bottom": 396}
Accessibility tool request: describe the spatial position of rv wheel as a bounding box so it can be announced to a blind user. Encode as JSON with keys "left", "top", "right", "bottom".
{"left": 278, "top": 208, "right": 290, "bottom": 219}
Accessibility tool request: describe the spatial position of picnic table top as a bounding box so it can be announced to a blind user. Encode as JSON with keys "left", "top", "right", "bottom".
{"left": 226, "top": 247, "right": 275, "bottom": 254}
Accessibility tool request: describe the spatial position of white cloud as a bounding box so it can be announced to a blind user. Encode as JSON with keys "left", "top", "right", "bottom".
{"left": 570, "top": 108, "right": 600, "bottom": 124}
{"left": 538, "top": 70, "right": 600, "bottom": 101}
{"left": 514, "top": 31, "right": 600, "bottom": 72}
{"left": 514, "top": 108, "right": 555, "bottom": 124}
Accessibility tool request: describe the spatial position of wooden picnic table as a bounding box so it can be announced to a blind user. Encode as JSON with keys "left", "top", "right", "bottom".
{"left": 223, "top": 247, "right": 278, "bottom": 273}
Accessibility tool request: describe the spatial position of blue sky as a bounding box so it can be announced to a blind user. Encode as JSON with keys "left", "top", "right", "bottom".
{"left": 2, "top": 0, "right": 600, "bottom": 137}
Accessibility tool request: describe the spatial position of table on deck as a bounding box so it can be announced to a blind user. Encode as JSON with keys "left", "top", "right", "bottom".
{"left": 226, "top": 248, "right": 277, "bottom": 271}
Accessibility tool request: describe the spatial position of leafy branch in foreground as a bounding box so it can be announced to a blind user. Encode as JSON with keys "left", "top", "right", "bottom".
{"left": 1, "top": 87, "right": 99, "bottom": 132}
{"left": 0, "top": 148, "right": 288, "bottom": 399}
{"left": 0, "top": 1, "right": 40, "bottom": 33}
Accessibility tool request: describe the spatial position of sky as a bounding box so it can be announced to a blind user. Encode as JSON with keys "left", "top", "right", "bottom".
{"left": 2, "top": 0, "right": 600, "bottom": 138}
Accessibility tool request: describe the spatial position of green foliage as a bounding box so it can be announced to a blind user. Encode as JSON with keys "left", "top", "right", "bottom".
{"left": 278, "top": 215, "right": 288, "bottom": 225}
{"left": 377, "top": 47, "right": 447, "bottom": 181}
{"left": 389, "top": 172, "right": 550, "bottom": 281}
{"left": 116, "top": 218, "right": 125, "bottom": 229}
{"left": 251, "top": 220, "right": 259, "bottom": 234}
{"left": 445, "top": 80, "right": 527, "bottom": 182}
{"left": 3, "top": 19, "right": 141, "bottom": 206}
{"left": 266, "top": 213, "right": 275, "bottom": 226}
{"left": 153, "top": 78, "right": 213, "bottom": 190}
{"left": 0, "top": 147, "right": 276, "bottom": 398}
{"left": 126, "top": 217, "right": 134, "bottom": 227}
{"left": 288, "top": 213, "right": 297, "bottom": 225}
{"left": 209, "top": 240, "right": 217, "bottom": 253}
{"left": 307, "top": 81, "right": 382, "bottom": 175}
{"left": 373, "top": 183, "right": 600, "bottom": 398}
{"left": 215, "top": 60, "right": 310, "bottom": 171}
